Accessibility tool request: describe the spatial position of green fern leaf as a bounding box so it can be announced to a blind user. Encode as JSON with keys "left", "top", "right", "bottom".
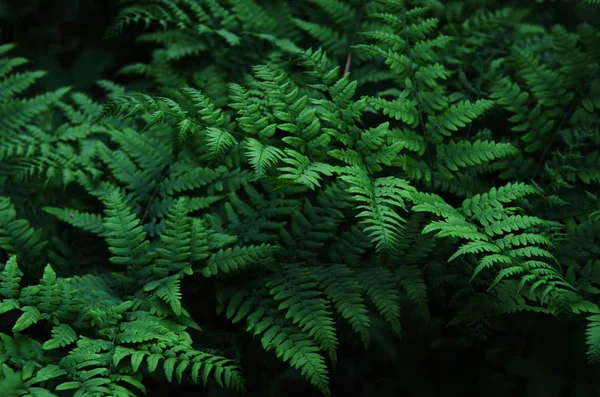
{"left": 42, "top": 324, "right": 77, "bottom": 350}
{"left": 245, "top": 138, "right": 285, "bottom": 178}
{"left": 101, "top": 188, "right": 154, "bottom": 270}
{"left": 205, "top": 127, "right": 237, "bottom": 161}
{"left": 278, "top": 149, "right": 336, "bottom": 189}
{"left": 0, "top": 256, "right": 22, "bottom": 299}
{"left": 154, "top": 197, "right": 192, "bottom": 277}
{"left": 267, "top": 265, "right": 339, "bottom": 366}
{"left": 426, "top": 99, "right": 494, "bottom": 143}
{"left": 13, "top": 306, "right": 42, "bottom": 332}
{"left": 313, "top": 264, "right": 371, "bottom": 347}
{"left": 201, "top": 244, "right": 279, "bottom": 277}
{"left": 341, "top": 167, "right": 415, "bottom": 253}
{"left": 143, "top": 274, "right": 183, "bottom": 316}
{"left": 358, "top": 266, "right": 402, "bottom": 336}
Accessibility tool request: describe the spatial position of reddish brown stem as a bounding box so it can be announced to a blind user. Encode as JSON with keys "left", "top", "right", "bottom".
{"left": 343, "top": 51, "right": 352, "bottom": 76}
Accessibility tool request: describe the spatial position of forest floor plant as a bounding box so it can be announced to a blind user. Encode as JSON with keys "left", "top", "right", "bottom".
{"left": 0, "top": 0, "right": 599, "bottom": 396}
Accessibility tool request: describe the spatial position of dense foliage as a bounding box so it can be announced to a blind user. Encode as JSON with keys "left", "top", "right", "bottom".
{"left": 0, "top": 0, "right": 599, "bottom": 396}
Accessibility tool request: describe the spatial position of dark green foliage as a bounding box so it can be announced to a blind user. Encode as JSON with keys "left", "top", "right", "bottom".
{"left": 0, "top": 0, "right": 599, "bottom": 396}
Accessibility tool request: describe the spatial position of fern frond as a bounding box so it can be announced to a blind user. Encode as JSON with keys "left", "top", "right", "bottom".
{"left": 159, "top": 167, "right": 221, "bottom": 196}
{"left": 313, "top": 264, "right": 371, "bottom": 347}
{"left": 341, "top": 166, "right": 415, "bottom": 253}
{"left": 0, "top": 70, "right": 47, "bottom": 102}
{"left": 220, "top": 288, "right": 330, "bottom": 396}
{"left": 42, "top": 207, "right": 107, "bottom": 236}
{"left": 426, "top": 99, "right": 494, "bottom": 143}
{"left": 0, "top": 87, "right": 71, "bottom": 132}
{"left": 42, "top": 324, "right": 77, "bottom": 350}
{"left": 143, "top": 274, "right": 184, "bottom": 316}
{"left": 0, "top": 256, "right": 22, "bottom": 300}
{"left": 267, "top": 264, "right": 339, "bottom": 366}
{"left": 358, "top": 266, "right": 402, "bottom": 336}
{"left": 395, "top": 264, "right": 429, "bottom": 319}
{"left": 244, "top": 138, "right": 285, "bottom": 178}
{"left": 101, "top": 188, "right": 154, "bottom": 271}
{"left": 586, "top": 313, "right": 600, "bottom": 363}
{"left": 153, "top": 197, "right": 192, "bottom": 277}
{"left": 367, "top": 96, "right": 419, "bottom": 126}
{"left": 0, "top": 197, "right": 47, "bottom": 267}
{"left": 205, "top": 127, "right": 237, "bottom": 161}
{"left": 435, "top": 140, "right": 518, "bottom": 176}
{"left": 200, "top": 244, "right": 279, "bottom": 277}
{"left": 278, "top": 149, "right": 336, "bottom": 190}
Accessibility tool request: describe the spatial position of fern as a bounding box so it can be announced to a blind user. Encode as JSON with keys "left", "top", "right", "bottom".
{"left": 1, "top": 1, "right": 600, "bottom": 394}
{"left": 101, "top": 187, "right": 155, "bottom": 273}
{"left": 413, "top": 183, "right": 576, "bottom": 306}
